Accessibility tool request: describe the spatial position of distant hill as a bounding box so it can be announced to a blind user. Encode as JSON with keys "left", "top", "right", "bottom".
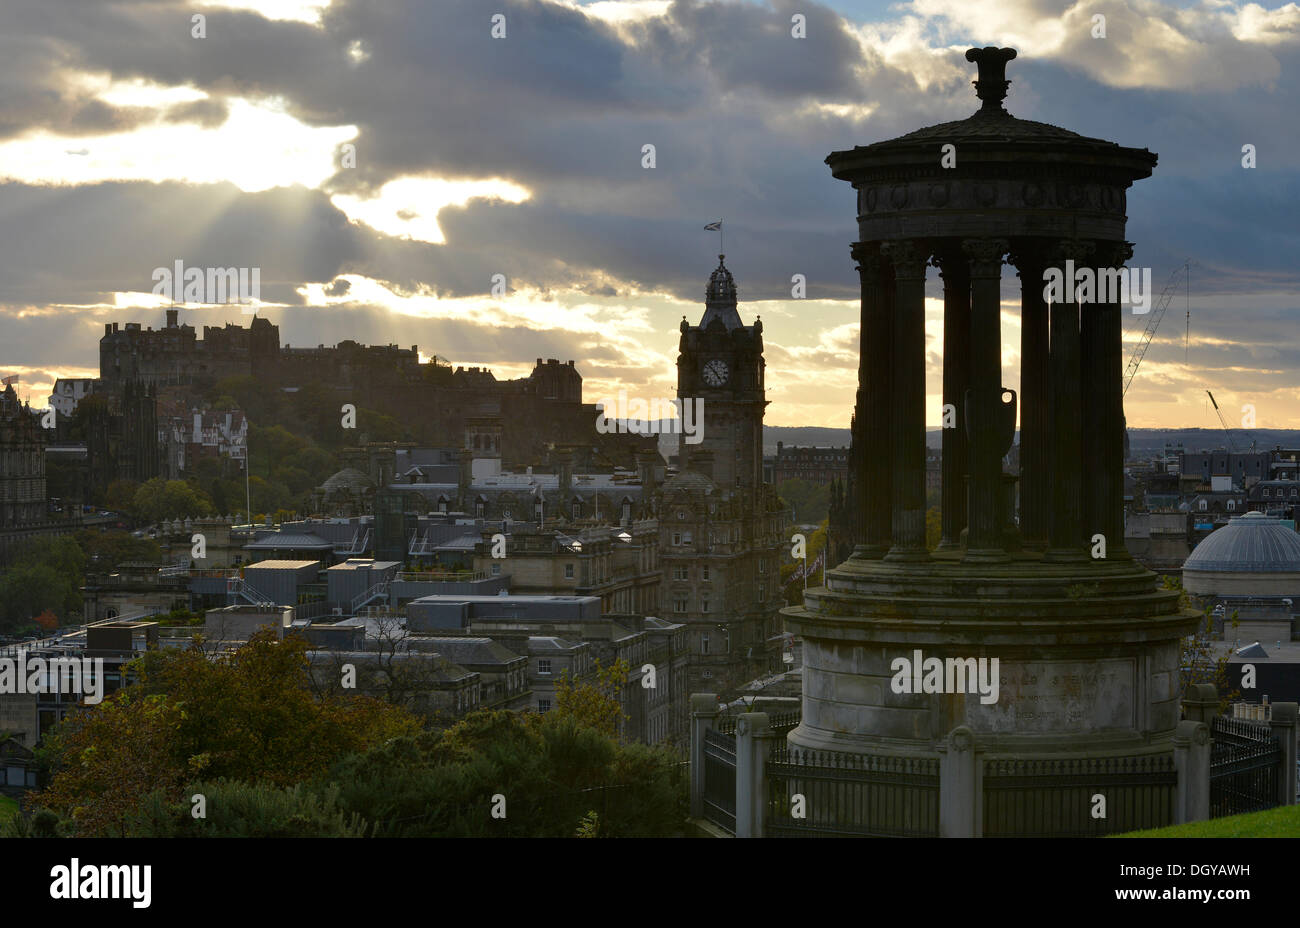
{"left": 756, "top": 426, "right": 1300, "bottom": 457}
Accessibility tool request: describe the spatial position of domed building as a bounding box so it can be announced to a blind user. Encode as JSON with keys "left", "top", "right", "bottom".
{"left": 1183, "top": 511, "right": 1300, "bottom": 598}
{"left": 313, "top": 466, "right": 376, "bottom": 517}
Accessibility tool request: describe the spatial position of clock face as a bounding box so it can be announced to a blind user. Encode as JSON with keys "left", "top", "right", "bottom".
{"left": 702, "top": 359, "right": 729, "bottom": 387}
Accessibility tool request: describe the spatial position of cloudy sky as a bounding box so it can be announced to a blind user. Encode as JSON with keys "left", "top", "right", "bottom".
{"left": 2, "top": 0, "right": 1298, "bottom": 430}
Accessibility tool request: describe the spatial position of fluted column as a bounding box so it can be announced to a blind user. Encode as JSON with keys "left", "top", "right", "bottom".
{"left": 932, "top": 247, "right": 970, "bottom": 551}
{"left": 1011, "top": 244, "right": 1050, "bottom": 550}
{"left": 881, "top": 239, "right": 929, "bottom": 560}
{"left": 851, "top": 242, "right": 893, "bottom": 559}
{"left": 962, "top": 237, "right": 1011, "bottom": 561}
{"left": 1045, "top": 240, "right": 1094, "bottom": 561}
{"left": 1082, "top": 240, "right": 1133, "bottom": 560}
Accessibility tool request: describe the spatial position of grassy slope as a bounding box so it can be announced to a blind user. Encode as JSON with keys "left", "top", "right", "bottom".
{"left": 1117, "top": 804, "right": 1300, "bottom": 837}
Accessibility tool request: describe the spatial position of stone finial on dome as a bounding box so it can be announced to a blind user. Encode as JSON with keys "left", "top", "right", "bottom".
{"left": 965, "top": 46, "right": 1017, "bottom": 113}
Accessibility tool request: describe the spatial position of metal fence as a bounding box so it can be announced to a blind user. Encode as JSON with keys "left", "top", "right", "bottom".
{"left": 765, "top": 745, "right": 940, "bottom": 837}
{"left": 702, "top": 728, "right": 737, "bottom": 834}
{"left": 982, "top": 754, "right": 1176, "bottom": 837}
{"left": 1210, "top": 716, "right": 1280, "bottom": 818}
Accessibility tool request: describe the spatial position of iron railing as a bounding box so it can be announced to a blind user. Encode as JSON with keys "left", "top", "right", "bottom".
{"left": 765, "top": 746, "right": 939, "bottom": 837}
{"left": 1210, "top": 716, "right": 1280, "bottom": 818}
{"left": 702, "top": 727, "right": 737, "bottom": 834}
{"left": 983, "top": 754, "right": 1176, "bottom": 837}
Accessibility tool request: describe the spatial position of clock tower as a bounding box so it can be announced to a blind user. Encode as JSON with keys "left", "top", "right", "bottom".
{"left": 676, "top": 255, "right": 767, "bottom": 489}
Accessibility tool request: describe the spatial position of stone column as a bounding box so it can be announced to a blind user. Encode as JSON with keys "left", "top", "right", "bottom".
{"left": 1269, "top": 702, "right": 1298, "bottom": 806}
{"left": 1173, "top": 719, "right": 1211, "bottom": 824}
{"left": 851, "top": 242, "right": 893, "bottom": 559}
{"left": 734, "top": 711, "right": 772, "bottom": 838}
{"left": 1011, "top": 245, "right": 1049, "bottom": 550}
{"left": 689, "top": 693, "right": 718, "bottom": 820}
{"left": 962, "top": 237, "right": 1011, "bottom": 561}
{"left": 938, "top": 726, "right": 980, "bottom": 837}
{"left": 1044, "top": 240, "right": 1093, "bottom": 561}
{"left": 1081, "top": 240, "right": 1134, "bottom": 561}
{"left": 881, "top": 240, "right": 929, "bottom": 560}
{"left": 933, "top": 247, "right": 970, "bottom": 551}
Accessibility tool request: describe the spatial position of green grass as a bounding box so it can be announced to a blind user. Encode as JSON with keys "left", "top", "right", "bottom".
{"left": 1117, "top": 804, "right": 1300, "bottom": 837}
{"left": 0, "top": 795, "right": 18, "bottom": 819}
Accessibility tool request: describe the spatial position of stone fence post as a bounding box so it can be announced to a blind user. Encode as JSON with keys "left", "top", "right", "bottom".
{"left": 1269, "top": 701, "right": 1298, "bottom": 806}
{"left": 689, "top": 693, "right": 718, "bottom": 820}
{"left": 939, "top": 726, "right": 979, "bottom": 837}
{"left": 734, "top": 712, "right": 771, "bottom": 838}
{"left": 1182, "top": 683, "right": 1218, "bottom": 724}
{"left": 1173, "top": 719, "right": 1211, "bottom": 824}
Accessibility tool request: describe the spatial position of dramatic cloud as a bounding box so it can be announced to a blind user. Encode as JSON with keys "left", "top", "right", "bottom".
{"left": 0, "top": 0, "right": 1296, "bottom": 430}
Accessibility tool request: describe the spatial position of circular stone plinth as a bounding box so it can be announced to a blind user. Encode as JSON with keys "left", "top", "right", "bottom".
{"left": 782, "top": 554, "right": 1201, "bottom": 756}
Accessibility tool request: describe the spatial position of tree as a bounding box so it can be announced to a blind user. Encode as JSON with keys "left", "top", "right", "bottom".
{"left": 131, "top": 478, "right": 213, "bottom": 524}
{"left": 554, "top": 658, "right": 630, "bottom": 738}
{"left": 34, "top": 630, "right": 420, "bottom": 836}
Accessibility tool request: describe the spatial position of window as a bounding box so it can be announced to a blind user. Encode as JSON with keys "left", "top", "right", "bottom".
{"left": 572, "top": 501, "right": 581, "bottom": 519}
{"left": 701, "top": 598, "right": 710, "bottom": 613}
{"left": 491, "top": 563, "right": 501, "bottom": 576}
{"left": 1199, "top": 500, "right": 1208, "bottom": 511}
{"left": 438, "top": 499, "right": 449, "bottom": 514}
{"left": 538, "top": 659, "right": 552, "bottom": 675}
{"left": 1264, "top": 489, "right": 1271, "bottom": 498}
{"left": 503, "top": 509, "right": 512, "bottom": 520}
{"left": 683, "top": 531, "right": 692, "bottom": 544}
{"left": 702, "top": 564, "right": 710, "bottom": 581}
{"left": 538, "top": 698, "right": 551, "bottom": 713}
{"left": 622, "top": 501, "right": 631, "bottom": 523}
{"left": 672, "top": 532, "right": 681, "bottom": 546}
{"left": 758, "top": 560, "right": 766, "bottom": 574}
{"left": 701, "top": 632, "right": 709, "bottom": 655}
{"left": 1227, "top": 500, "right": 1236, "bottom": 511}
{"left": 565, "top": 563, "right": 575, "bottom": 579}
{"left": 674, "top": 597, "right": 688, "bottom": 613}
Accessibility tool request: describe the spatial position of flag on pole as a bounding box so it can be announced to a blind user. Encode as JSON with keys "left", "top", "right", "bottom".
{"left": 703, "top": 221, "right": 722, "bottom": 231}
{"left": 1, "top": 374, "right": 18, "bottom": 386}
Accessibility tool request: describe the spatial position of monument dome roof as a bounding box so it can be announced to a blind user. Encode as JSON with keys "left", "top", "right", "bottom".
{"left": 321, "top": 467, "right": 375, "bottom": 494}
{"left": 1183, "top": 512, "right": 1300, "bottom": 573}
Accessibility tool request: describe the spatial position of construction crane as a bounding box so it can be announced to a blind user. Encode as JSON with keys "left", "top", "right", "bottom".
{"left": 1122, "top": 260, "right": 1192, "bottom": 396}
{"left": 1206, "top": 390, "right": 1237, "bottom": 452}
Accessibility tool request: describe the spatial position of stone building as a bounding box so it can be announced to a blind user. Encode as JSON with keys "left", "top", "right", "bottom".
{"left": 0, "top": 383, "right": 70, "bottom": 561}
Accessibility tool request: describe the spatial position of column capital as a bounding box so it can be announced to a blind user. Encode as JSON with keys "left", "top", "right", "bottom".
{"left": 881, "top": 239, "right": 930, "bottom": 280}
{"left": 929, "top": 247, "right": 970, "bottom": 280}
{"left": 1050, "top": 238, "right": 1096, "bottom": 265}
{"left": 850, "top": 241, "right": 887, "bottom": 277}
{"left": 1007, "top": 241, "right": 1051, "bottom": 276}
{"left": 1093, "top": 240, "right": 1135, "bottom": 268}
{"left": 961, "top": 237, "right": 1009, "bottom": 278}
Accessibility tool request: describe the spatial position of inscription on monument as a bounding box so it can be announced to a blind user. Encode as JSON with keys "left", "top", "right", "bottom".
{"left": 965, "top": 658, "right": 1135, "bottom": 733}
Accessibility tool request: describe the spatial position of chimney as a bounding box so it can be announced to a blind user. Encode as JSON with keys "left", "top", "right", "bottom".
{"left": 636, "top": 448, "right": 660, "bottom": 490}
{"left": 105, "top": 323, "right": 112, "bottom": 336}
{"left": 166, "top": 308, "right": 178, "bottom": 328}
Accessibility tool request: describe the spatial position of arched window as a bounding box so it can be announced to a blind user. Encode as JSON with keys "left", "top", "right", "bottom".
{"left": 1198, "top": 499, "right": 1208, "bottom": 511}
